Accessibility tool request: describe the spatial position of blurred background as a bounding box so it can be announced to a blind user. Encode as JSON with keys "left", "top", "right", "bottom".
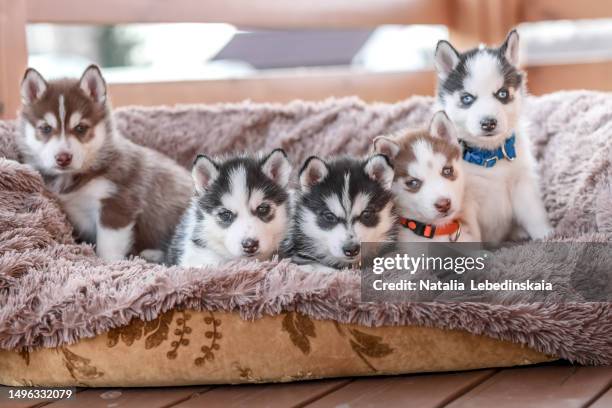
{"left": 25, "top": 22, "right": 612, "bottom": 83}
{"left": 2, "top": 0, "right": 612, "bottom": 119}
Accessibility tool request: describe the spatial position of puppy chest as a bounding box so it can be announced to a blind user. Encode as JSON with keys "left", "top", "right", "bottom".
{"left": 58, "top": 178, "right": 117, "bottom": 241}
{"left": 466, "top": 168, "right": 515, "bottom": 234}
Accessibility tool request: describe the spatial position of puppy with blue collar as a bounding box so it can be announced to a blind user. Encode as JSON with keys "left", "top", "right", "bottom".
{"left": 433, "top": 29, "right": 552, "bottom": 245}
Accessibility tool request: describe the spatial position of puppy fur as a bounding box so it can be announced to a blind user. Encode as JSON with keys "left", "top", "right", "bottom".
{"left": 18, "top": 65, "right": 192, "bottom": 261}
{"left": 374, "top": 111, "right": 480, "bottom": 242}
{"left": 166, "top": 150, "right": 292, "bottom": 267}
{"left": 282, "top": 154, "right": 397, "bottom": 270}
{"left": 434, "top": 29, "right": 552, "bottom": 244}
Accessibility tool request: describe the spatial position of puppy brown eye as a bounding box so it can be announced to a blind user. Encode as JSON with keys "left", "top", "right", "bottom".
{"left": 218, "top": 209, "right": 234, "bottom": 223}
{"left": 442, "top": 166, "right": 454, "bottom": 177}
{"left": 256, "top": 203, "right": 271, "bottom": 216}
{"left": 39, "top": 124, "right": 53, "bottom": 135}
{"left": 405, "top": 178, "right": 421, "bottom": 190}
{"left": 322, "top": 211, "right": 338, "bottom": 223}
{"left": 360, "top": 209, "right": 374, "bottom": 221}
{"left": 74, "top": 124, "right": 89, "bottom": 135}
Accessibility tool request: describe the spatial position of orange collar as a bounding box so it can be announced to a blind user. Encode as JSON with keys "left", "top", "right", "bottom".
{"left": 398, "top": 217, "right": 461, "bottom": 241}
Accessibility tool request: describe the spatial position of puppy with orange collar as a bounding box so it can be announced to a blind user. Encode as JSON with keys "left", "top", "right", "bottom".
{"left": 373, "top": 111, "right": 480, "bottom": 242}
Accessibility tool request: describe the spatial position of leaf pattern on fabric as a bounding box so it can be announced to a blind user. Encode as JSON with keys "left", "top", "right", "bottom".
{"left": 282, "top": 312, "right": 316, "bottom": 355}
{"left": 194, "top": 312, "right": 222, "bottom": 366}
{"left": 107, "top": 318, "right": 144, "bottom": 347}
{"left": 60, "top": 347, "right": 104, "bottom": 382}
{"left": 18, "top": 349, "right": 30, "bottom": 366}
{"left": 167, "top": 310, "right": 192, "bottom": 359}
{"left": 348, "top": 329, "right": 394, "bottom": 358}
{"left": 347, "top": 328, "right": 394, "bottom": 372}
{"left": 144, "top": 310, "right": 174, "bottom": 349}
{"left": 106, "top": 310, "right": 174, "bottom": 349}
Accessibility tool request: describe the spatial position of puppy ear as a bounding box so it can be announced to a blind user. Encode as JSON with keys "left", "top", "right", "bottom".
{"left": 434, "top": 40, "right": 460, "bottom": 79}
{"left": 299, "top": 156, "right": 328, "bottom": 192}
{"left": 429, "top": 111, "right": 458, "bottom": 144}
{"left": 365, "top": 154, "right": 394, "bottom": 190}
{"left": 192, "top": 155, "right": 219, "bottom": 194}
{"left": 79, "top": 64, "right": 107, "bottom": 104}
{"left": 21, "top": 68, "right": 47, "bottom": 105}
{"left": 261, "top": 148, "right": 292, "bottom": 187}
{"left": 373, "top": 136, "right": 401, "bottom": 161}
{"left": 501, "top": 29, "right": 520, "bottom": 66}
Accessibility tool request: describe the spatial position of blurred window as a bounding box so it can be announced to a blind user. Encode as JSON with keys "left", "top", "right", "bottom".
{"left": 27, "top": 20, "right": 612, "bottom": 83}
{"left": 26, "top": 24, "right": 447, "bottom": 82}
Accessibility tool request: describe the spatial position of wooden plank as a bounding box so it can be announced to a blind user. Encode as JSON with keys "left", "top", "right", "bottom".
{"left": 448, "top": 0, "right": 519, "bottom": 49}
{"left": 42, "top": 386, "right": 213, "bottom": 408}
{"left": 447, "top": 366, "right": 612, "bottom": 408}
{"left": 590, "top": 386, "right": 612, "bottom": 408}
{"left": 104, "top": 60, "right": 612, "bottom": 107}
{"left": 520, "top": 0, "right": 612, "bottom": 22}
{"left": 172, "top": 379, "right": 351, "bottom": 408}
{"left": 447, "top": 0, "right": 489, "bottom": 49}
{"left": 107, "top": 69, "right": 436, "bottom": 107}
{"left": 482, "top": 0, "right": 521, "bottom": 45}
{"left": 526, "top": 61, "right": 612, "bottom": 96}
{"left": 305, "top": 370, "right": 497, "bottom": 408}
{"left": 0, "top": 0, "right": 28, "bottom": 120}
{"left": 25, "top": 0, "right": 450, "bottom": 28}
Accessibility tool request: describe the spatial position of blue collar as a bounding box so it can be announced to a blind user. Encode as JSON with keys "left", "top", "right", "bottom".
{"left": 461, "top": 134, "right": 517, "bottom": 168}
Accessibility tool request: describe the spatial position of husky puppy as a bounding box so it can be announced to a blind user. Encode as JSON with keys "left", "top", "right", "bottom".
{"left": 283, "top": 154, "right": 396, "bottom": 270}
{"left": 374, "top": 111, "right": 479, "bottom": 242}
{"left": 17, "top": 65, "right": 192, "bottom": 261}
{"left": 166, "top": 149, "right": 292, "bottom": 267}
{"left": 434, "top": 30, "right": 552, "bottom": 245}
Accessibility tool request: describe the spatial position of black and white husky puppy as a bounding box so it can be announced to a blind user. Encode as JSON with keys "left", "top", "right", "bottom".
{"left": 283, "top": 154, "right": 397, "bottom": 270}
{"left": 166, "top": 149, "right": 292, "bottom": 267}
{"left": 434, "top": 29, "right": 552, "bottom": 245}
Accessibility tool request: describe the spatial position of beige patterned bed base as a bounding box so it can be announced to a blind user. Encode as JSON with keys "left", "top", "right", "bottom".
{"left": 0, "top": 310, "right": 554, "bottom": 387}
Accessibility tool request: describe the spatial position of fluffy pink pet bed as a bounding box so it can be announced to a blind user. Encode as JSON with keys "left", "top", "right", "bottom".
{"left": 0, "top": 92, "right": 611, "bottom": 387}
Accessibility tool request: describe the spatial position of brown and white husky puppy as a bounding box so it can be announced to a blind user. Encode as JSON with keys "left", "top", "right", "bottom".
{"left": 17, "top": 65, "right": 192, "bottom": 261}
{"left": 374, "top": 111, "right": 480, "bottom": 242}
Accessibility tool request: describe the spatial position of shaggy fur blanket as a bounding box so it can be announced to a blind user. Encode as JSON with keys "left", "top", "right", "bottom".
{"left": 0, "top": 92, "right": 611, "bottom": 365}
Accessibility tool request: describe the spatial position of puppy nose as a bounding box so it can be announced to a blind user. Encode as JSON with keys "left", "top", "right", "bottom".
{"left": 55, "top": 152, "right": 73, "bottom": 167}
{"left": 435, "top": 198, "right": 451, "bottom": 214}
{"left": 342, "top": 242, "right": 361, "bottom": 258}
{"left": 480, "top": 117, "right": 497, "bottom": 132}
{"left": 241, "top": 238, "right": 259, "bottom": 254}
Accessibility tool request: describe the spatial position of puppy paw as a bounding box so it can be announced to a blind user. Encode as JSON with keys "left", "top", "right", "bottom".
{"left": 139, "top": 249, "right": 165, "bottom": 263}
{"left": 529, "top": 226, "right": 554, "bottom": 241}
{"left": 509, "top": 226, "right": 530, "bottom": 242}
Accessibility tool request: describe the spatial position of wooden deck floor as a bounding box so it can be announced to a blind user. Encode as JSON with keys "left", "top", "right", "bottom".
{"left": 8, "top": 362, "right": 612, "bottom": 408}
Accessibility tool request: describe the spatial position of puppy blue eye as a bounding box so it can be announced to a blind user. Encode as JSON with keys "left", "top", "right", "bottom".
{"left": 322, "top": 211, "right": 337, "bottom": 223}
{"left": 405, "top": 178, "right": 421, "bottom": 190}
{"left": 40, "top": 124, "right": 53, "bottom": 135}
{"left": 460, "top": 93, "right": 475, "bottom": 106}
{"left": 496, "top": 88, "right": 509, "bottom": 100}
